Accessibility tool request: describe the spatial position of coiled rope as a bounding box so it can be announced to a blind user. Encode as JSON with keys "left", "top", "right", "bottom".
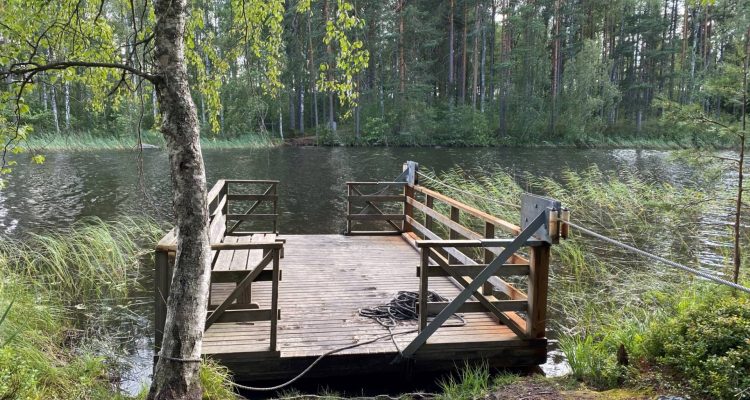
{"left": 358, "top": 290, "right": 466, "bottom": 328}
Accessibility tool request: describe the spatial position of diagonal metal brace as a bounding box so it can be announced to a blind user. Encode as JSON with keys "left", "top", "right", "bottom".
{"left": 396, "top": 211, "right": 547, "bottom": 360}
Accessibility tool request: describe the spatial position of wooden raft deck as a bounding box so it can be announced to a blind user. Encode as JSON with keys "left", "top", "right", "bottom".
{"left": 154, "top": 165, "right": 565, "bottom": 383}
{"left": 202, "top": 234, "right": 545, "bottom": 381}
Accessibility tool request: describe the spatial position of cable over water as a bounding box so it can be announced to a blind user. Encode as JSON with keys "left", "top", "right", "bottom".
{"left": 417, "top": 171, "right": 750, "bottom": 294}
{"left": 561, "top": 219, "right": 750, "bottom": 295}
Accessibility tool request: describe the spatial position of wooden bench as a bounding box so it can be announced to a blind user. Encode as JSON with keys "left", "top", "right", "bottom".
{"left": 210, "top": 233, "right": 282, "bottom": 308}
{"left": 155, "top": 179, "right": 285, "bottom": 353}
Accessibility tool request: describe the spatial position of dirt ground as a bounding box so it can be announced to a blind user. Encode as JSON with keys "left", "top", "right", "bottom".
{"left": 487, "top": 379, "right": 660, "bottom": 400}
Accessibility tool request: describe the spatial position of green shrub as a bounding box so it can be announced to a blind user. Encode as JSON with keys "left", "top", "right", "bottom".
{"left": 362, "top": 116, "right": 391, "bottom": 145}
{"left": 645, "top": 296, "right": 750, "bottom": 399}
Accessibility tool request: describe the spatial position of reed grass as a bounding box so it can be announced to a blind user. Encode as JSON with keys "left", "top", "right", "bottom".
{"left": 25, "top": 131, "right": 279, "bottom": 151}
{"left": 0, "top": 217, "right": 163, "bottom": 304}
{"left": 421, "top": 166, "right": 748, "bottom": 394}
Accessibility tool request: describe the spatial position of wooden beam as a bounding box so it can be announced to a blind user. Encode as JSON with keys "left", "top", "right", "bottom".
{"left": 155, "top": 228, "right": 177, "bottom": 251}
{"left": 227, "top": 194, "right": 279, "bottom": 201}
{"left": 211, "top": 270, "right": 278, "bottom": 283}
{"left": 206, "top": 179, "right": 226, "bottom": 204}
{"left": 426, "top": 300, "right": 527, "bottom": 314}
{"left": 408, "top": 197, "right": 483, "bottom": 240}
{"left": 347, "top": 214, "right": 406, "bottom": 221}
{"left": 413, "top": 185, "right": 520, "bottom": 235}
{"left": 346, "top": 195, "right": 405, "bottom": 202}
{"left": 418, "top": 263, "right": 529, "bottom": 277}
{"left": 209, "top": 308, "right": 276, "bottom": 323}
{"left": 227, "top": 213, "right": 278, "bottom": 221}
{"left": 270, "top": 250, "right": 280, "bottom": 351}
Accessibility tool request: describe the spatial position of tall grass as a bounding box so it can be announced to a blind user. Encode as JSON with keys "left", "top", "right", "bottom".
{"left": 421, "top": 166, "right": 748, "bottom": 393}
{"left": 0, "top": 217, "right": 166, "bottom": 399}
{"left": 0, "top": 217, "right": 163, "bottom": 303}
{"left": 25, "top": 131, "right": 279, "bottom": 151}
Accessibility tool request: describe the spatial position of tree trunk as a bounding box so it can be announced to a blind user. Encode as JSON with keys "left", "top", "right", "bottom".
{"left": 449, "top": 0, "right": 455, "bottom": 100}
{"left": 307, "top": 9, "right": 319, "bottom": 134}
{"left": 64, "top": 81, "right": 71, "bottom": 130}
{"left": 488, "top": 0, "right": 495, "bottom": 106}
{"left": 734, "top": 29, "right": 749, "bottom": 285}
{"left": 324, "top": 0, "right": 336, "bottom": 131}
{"left": 498, "top": 0, "right": 512, "bottom": 137}
{"left": 471, "top": 0, "right": 481, "bottom": 109}
{"left": 461, "top": 3, "right": 468, "bottom": 104}
{"left": 289, "top": 85, "right": 296, "bottom": 132}
{"left": 398, "top": 0, "right": 406, "bottom": 94}
{"left": 299, "top": 84, "right": 305, "bottom": 135}
{"left": 480, "top": 19, "right": 486, "bottom": 113}
{"left": 50, "top": 84, "right": 60, "bottom": 135}
{"left": 153, "top": 87, "right": 159, "bottom": 120}
{"left": 549, "top": 0, "right": 561, "bottom": 135}
{"left": 42, "top": 78, "right": 48, "bottom": 112}
{"left": 148, "top": 0, "right": 211, "bottom": 398}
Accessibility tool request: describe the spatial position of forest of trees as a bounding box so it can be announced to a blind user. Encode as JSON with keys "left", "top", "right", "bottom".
{"left": 11, "top": 0, "right": 750, "bottom": 146}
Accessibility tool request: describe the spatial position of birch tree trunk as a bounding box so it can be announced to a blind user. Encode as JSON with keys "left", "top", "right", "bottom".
{"left": 64, "top": 81, "right": 71, "bottom": 130}
{"left": 148, "top": 0, "right": 212, "bottom": 398}
{"left": 50, "top": 84, "right": 60, "bottom": 135}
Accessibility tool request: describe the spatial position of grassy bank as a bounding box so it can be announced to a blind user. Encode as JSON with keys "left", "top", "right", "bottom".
{"left": 25, "top": 131, "right": 280, "bottom": 151}
{"left": 0, "top": 218, "right": 238, "bottom": 399}
{"left": 21, "top": 128, "right": 737, "bottom": 152}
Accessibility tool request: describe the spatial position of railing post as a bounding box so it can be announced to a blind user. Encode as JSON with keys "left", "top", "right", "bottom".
{"left": 346, "top": 183, "right": 352, "bottom": 234}
{"left": 448, "top": 206, "right": 460, "bottom": 264}
{"left": 154, "top": 250, "right": 170, "bottom": 356}
{"left": 419, "top": 247, "right": 430, "bottom": 331}
{"left": 220, "top": 182, "right": 228, "bottom": 231}
{"left": 403, "top": 161, "right": 418, "bottom": 233}
{"left": 483, "top": 222, "right": 495, "bottom": 295}
{"left": 424, "top": 194, "right": 434, "bottom": 232}
{"left": 271, "top": 183, "right": 278, "bottom": 233}
{"left": 526, "top": 244, "right": 550, "bottom": 338}
{"left": 270, "top": 248, "right": 281, "bottom": 351}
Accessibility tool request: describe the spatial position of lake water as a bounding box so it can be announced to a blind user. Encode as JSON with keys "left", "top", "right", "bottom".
{"left": 0, "top": 146, "right": 725, "bottom": 394}
{"left": 0, "top": 147, "right": 693, "bottom": 237}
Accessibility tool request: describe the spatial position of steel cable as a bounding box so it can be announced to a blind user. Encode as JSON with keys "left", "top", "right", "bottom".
{"left": 561, "top": 219, "right": 750, "bottom": 294}
{"left": 417, "top": 172, "right": 750, "bottom": 294}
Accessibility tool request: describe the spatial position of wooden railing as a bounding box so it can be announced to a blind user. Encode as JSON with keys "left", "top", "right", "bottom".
{"left": 154, "top": 179, "right": 283, "bottom": 355}
{"left": 345, "top": 181, "right": 407, "bottom": 235}
{"left": 344, "top": 162, "right": 562, "bottom": 358}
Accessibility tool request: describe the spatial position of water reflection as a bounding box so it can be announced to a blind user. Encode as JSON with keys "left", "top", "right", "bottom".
{"left": 2, "top": 147, "right": 690, "bottom": 237}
